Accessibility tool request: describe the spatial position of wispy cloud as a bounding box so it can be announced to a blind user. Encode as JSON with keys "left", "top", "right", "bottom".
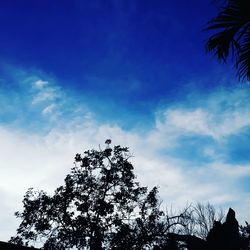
{"left": 0, "top": 67, "right": 90, "bottom": 132}
{"left": 155, "top": 89, "right": 250, "bottom": 141}
{"left": 33, "top": 79, "right": 48, "bottom": 89}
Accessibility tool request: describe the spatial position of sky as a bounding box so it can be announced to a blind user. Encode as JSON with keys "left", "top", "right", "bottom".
{"left": 0, "top": 0, "right": 250, "bottom": 242}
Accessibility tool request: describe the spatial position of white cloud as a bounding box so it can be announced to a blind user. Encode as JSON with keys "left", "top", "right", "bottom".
{"left": 33, "top": 80, "right": 48, "bottom": 89}
{"left": 159, "top": 108, "right": 213, "bottom": 136}
{"left": 31, "top": 85, "right": 58, "bottom": 105}
{"left": 211, "top": 163, "right": 250, "bottom": 178}
{"left": 42, "top": 103, "right": 56, "bottom": 115}
{"left": 154, "top": 89, "right": 250, "bottom": 141}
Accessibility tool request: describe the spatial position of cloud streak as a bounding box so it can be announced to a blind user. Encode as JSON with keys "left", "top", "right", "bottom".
{"left": 155, "top": 89, "right": 250, "bottom": 141}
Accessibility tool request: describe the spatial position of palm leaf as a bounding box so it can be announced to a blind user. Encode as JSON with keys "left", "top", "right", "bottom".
{"left": 206, "top": 27, "right": 239, "bottom": 61}
{"left": 237, "top": 29, "right": 250, "bottom": 81}
{"left": 205, "top": 0, "right": 250, "bottom": 81}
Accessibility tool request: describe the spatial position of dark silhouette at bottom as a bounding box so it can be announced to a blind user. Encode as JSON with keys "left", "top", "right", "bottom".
{"left": 166, "top": 208, "right": 248, "bottom": 250}
{"left": 0, "top": 241, "right": 38, "bottom": 250}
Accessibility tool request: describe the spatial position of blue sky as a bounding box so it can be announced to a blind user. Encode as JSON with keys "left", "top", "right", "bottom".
{"left": 0, "top": 0, "right": 250, "bottom": 241}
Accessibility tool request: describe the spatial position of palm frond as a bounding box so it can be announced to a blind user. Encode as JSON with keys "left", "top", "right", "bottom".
{"left": 205, "top": 0, "right": 250, "bottom": 81}
{"left": 237, "top": 29, "right": 250, "bottom": 81}
{"left": 206, "top": 28, "right": 239, "bottom": 62}
{"left": 206, "top": 1, "right": 247, "bottom": 30}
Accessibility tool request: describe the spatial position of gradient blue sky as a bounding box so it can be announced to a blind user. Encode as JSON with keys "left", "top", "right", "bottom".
{"left": 1, "top": 0, "right": 250, "bottom": 241}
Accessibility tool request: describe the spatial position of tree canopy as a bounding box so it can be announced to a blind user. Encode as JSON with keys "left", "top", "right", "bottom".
{"left": 10, "top": 144, "right": 179, "bottom": 249}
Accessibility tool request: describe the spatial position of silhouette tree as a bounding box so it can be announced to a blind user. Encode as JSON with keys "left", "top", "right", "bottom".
{"left": 205, "top": 0, "right": 250, "bottom": 81}
{"left": 168, "top": 207, "right": 250, "bottom": 250}
{"left": 10, "top": 143, "right": 183, "bottom": 250}
{"left": 180, "top": 202, "right": 224, "bottom": 239}
{"left": 239, "top": 222, "right": 250, "bottom": 249}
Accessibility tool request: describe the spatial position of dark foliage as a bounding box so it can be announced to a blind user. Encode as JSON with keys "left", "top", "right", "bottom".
{"left": 10, "top": 144, "right": 183, "bottom": 250}
{"left": 239, "top": 222, "right": 250, "bottom": 249}
{"left": 205, "top": 0, "right": 250, "bottom": 81}
{"left": 0, "top": 241, "right": 39, "bottom": 250}
{"left": 168, "top": 208, "right": 250, "bottom": 250}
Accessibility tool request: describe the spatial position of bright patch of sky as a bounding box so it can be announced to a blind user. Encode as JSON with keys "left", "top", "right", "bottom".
{"left": 0, "top": 0, "right": 250, "bottom": 242}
